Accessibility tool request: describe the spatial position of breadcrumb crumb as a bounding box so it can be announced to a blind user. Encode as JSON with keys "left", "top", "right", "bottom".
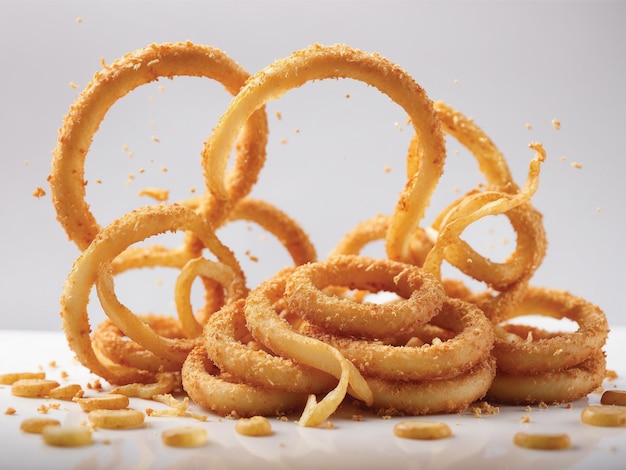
{"left": 571, "top": 162, "right": 582, "bottom": 169}
{"left": 32, "top": 187, "right": 46, "bottom": 198}
{"left": 551, "top": 119, "right": 561, "bottom": 130}
{"left": 4, "top": 407, "right": 16, "bottom": 415}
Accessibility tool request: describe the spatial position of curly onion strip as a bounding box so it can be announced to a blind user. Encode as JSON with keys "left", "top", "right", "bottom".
{"left": 244, "top": 270, "right": 373, "bottom": 427}
{"left": 203, "top": 300, "right": 337, "bottom": 394}
{"left": 302, "top": 297, "right": 494, "bottom": 381}
{"left": 202, "top": 43, "right": 446, "bottom": 262}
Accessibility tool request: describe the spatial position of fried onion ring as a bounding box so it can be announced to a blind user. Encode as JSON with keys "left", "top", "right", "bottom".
{"left": 285, "top": 255, "right": 445, "bottom": 339}
{"left": 202, "top": 300, "right": 337, "bottom": 394}
{"left": 244, "top": 269, "right": 373, "bottom": 426}
{"left": 50, "top": 41, "right": 268, "bottom": 250}
{"left": 182, "top": 345, "right": 308, "bottom": 418}
{"left": 203, "top": 43, "right": 446, "bottom": 262}
{"left": 492, "top": 286, "right": 609, "bottom": 375}
{"left": 486, "top": 351, "right": 606, "bottom": 405}
{"left": 60, "top": 204, "right": 243, "bottom": 384}
{"left": 301, "top": 297, "right": 494, "bottom": 381}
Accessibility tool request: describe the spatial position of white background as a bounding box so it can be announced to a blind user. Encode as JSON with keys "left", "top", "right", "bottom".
{"left": 0, "top": 0, "right": 624, "bottom": 330}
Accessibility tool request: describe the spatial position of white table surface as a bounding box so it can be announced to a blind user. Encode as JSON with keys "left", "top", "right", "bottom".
{"left": 1, "top": 327, "right": 624, "bottom": 469}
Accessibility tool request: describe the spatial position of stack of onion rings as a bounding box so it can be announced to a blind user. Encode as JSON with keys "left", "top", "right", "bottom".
{"left": 49, "top": 41, "right": 608, "bottom": 426}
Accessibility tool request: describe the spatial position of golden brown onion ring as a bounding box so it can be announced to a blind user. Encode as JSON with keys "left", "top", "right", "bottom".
{"left": 301, "top": 297, "right": 494, "bottom": 381}
{"left": 285, "top": 255, "right": 445, "bottom": 339}
{"left": 367, "top": 356, "right": 496, "bottom": 416}
{"left": 244, "top": 269, "right": 373, "bottom": 426}
{"left": 182, "top": 346, "right": 308, "bottom": 418}
{"left": 60, "top": 203, "right": 243, "bottom": 385}
{"left": 486, "top": 352, "right": 606, "bottom": 405}
{"left": 174, "top": 258, "right": 248, "bottom": 338}
{"left": 225, "top": 197, "right": 317, "bottom": 267}
{"left": 202, "top": 43, "right": 446, "bottom": 263}
{"left": 92, "top": 316, "right": 183, "bottom": 373}
{"left": 492, "top": 286, "right": 609, "bottom": 375}
{"left": 50, "top": 41, "right": 268, "bottom": 250}
{"left": 203, "top": 300, "right": 336, "bottom": 393}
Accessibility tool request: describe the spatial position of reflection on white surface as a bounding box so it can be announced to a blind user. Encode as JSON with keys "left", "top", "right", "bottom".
{"left": 0, "top": 328, "right": 625, "bottom": 469}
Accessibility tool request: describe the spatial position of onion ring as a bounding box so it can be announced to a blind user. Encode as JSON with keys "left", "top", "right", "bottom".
{"left": 486, "top": 351, "right": 606, "bottom": 405}
{"left": 285, "top": 255, "right": 444, "bottom": 339}
{"left": 244, "top": 269, "right": 373, "bottom": 426}
{"left": 174, "top": 258, "right": 248, "bottom": 338}
{"left": 50, "top": 41, "right": 268, "bottom": 250}
{"left": 60, "top": 203, "right": 243, "bottom": 384}
{"left": 202, "top": 43, "right": 446, "bottom": 262}
{"left": 91, "top": 316, "right": 183, "bottom": 373}
{"left": 202, "top": 300, "right": 336, "bottom": 393}
{"left": 301, "top": 297, "right": 494, "bottom": 381}
{"left": 367, "top": 356, "right": 496, "bottom": 416}
{"left": 182, "top": 345, "right": 308, "bottom": 418}
{"left": 492, "top": 286, "right": 609, "bottom": 375}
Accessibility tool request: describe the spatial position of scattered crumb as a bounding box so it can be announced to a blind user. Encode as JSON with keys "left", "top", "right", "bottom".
{"left": 138, "top": 187, "right": 170, "bottom": 202}
{"left": 87, "top": 379, "right": 102, "bottom": 390}
{"left": 551, "top": 119, "right": 561, "bottom": 130}
{"left": 606, "top": 370, "right": 618, "bottom": 380}
{"left": 525, "top": 123, "right": 532, "bottom": 130}
{"left": 294, "top": 128, "right": 300, "bottom": 134}
{"left": 324, "top": 421, "right": 335, "bottom": 430}
{"left": 189, "top": 187, "right": 196, "bottom": 194}
{"left": 453, "top": 79, "right": 459, "bottom": 84}
{"left": 344, "top": 93, "right": 350, "bottom": 99}
{"left": 151, "top": 135, "right": 160, "bottom": 143}
{"left": 564, "top": 403, "right": 573, "bottom": 409}
{"left": 158, "top": 85, "right": 165, "bottom": 93}
{"left": 383, "top": 166, "right": 391, "bottom": 173}
{"left": 94, "top": 179, "right": 102, "bottom": 184}
{"left": 352, "top": 414, "right": 363, "bottom": 422}
{"left": 24, "top": 160, "right": 29, "bottom": 166}
{"left": 571, "top": 162, "right": 582, "bottom": 169}
{"left": 394, "top": 122, "right": 403, "bottom": 132}
{"left": 280, "top": 137, "right": 288, "bottom": 144}
{"left": 4, "top": 407, "right": 16, "bottom": 415}
{"left": 275, "top": 111, "right": 282, "bottom": 120}
{"left": 244, "top": 250, "right": 259, "bottom": 263}
{"left": 76, "top": 17, "right": 83, "bottom": 24}
{"left": 37, "top": 403, "right": 60, "bottom": 414}
{"left": 69, "top": 82, "right": 79, "bottom": 90}
{"left": 471, "top": 401, "right": 499, "bottom": 418}
{"left": 520, "top": 415, "right": 531, "bottom": 423}
{"left": 279, "top": 416, "right": 289, "bottom": 423}
{"left": 525, "top": 406, "right": 532, "bottom": 412}
{"left": 538, "top": 402, "right": 548, "bottom": 409}
{"left": 32, "top": 187, "right": 46, "bottom": 198}
{"left": 161, "top": 166, "right": 168, "bottom": 172}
